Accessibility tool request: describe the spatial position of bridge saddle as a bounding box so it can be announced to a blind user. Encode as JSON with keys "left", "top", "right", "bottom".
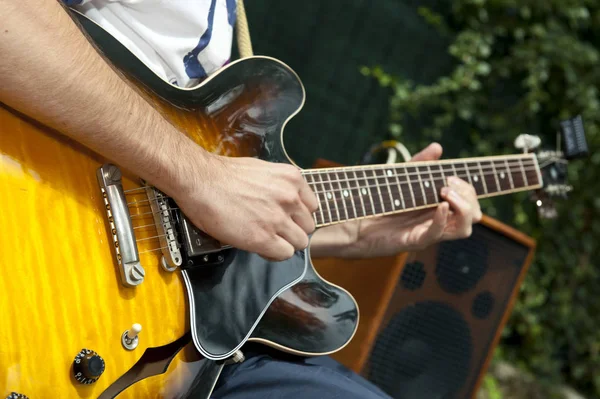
{"left": 97, "top": 164, "right": 145, "bottom": 287}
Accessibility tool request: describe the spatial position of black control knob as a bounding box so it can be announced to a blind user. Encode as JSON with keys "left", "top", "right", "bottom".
{"left": 73, "top": 348, "right": 105, "bottom": 384}
{"left": 6, "top": 393, "right": 29, "bottom": 399}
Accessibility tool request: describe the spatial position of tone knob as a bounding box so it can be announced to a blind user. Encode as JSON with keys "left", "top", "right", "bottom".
{"left": 6, "top": 393, "right": 29, "bottom": 399}
{"left": 73, "top": 348, "right": 105, "bottom": 384}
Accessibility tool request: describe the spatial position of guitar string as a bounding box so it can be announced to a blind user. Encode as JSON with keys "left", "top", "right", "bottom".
{"left": 127, "top": 165, "right": 538, "bottom": 215}
{"left": 131, "top": 170, "right": 538, "bottom": 248}
{"left": 299, "top": 155, "right": 536, "bottom": 175}
{"left": 135, "top": 175, "right": 537, "bottom": 254}
{"left": 120, "top": 158, "right": 537, "bottom": 196}
{"left": 127, "top": 164, "right": 539, "bottom": 223}
{"left": 126, "top": 158, "right": 538, "bottom": 245}
{"left": 125, "top": 162, "right": 539, "bottom": 207}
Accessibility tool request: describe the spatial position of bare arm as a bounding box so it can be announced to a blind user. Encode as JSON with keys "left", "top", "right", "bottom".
{"left": 0, "top": 0, "right": 204, "bottom": 195}
{"left": 0, "top": 0, "right": 318, "bottom": 261}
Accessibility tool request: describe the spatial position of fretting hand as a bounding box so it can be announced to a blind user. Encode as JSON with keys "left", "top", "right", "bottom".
{"left": 310, "top": 143, "right": 482, "bottom": 259}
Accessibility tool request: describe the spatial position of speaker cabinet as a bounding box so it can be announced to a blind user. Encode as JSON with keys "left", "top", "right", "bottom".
{"left": 362, "top": 216, "right": 536, "bottom": 399}
{"left": 310, "top": 158, "right": 536, "bottom": 398}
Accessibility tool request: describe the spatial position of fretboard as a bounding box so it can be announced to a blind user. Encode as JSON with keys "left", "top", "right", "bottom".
{"left": 303, "top": 154, "right": 542, "bottom": 227}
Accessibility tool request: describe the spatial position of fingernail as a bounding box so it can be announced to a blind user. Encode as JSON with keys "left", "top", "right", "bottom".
{"left": 441, "top": 187, "right": 450, "bottom": 196}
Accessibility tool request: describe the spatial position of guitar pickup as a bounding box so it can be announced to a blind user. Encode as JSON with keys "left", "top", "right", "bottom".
{"left": 97, "top": 164, "right": 145, "bottom": 287}
{"left": 179, "top": 213, "right": 231, "bottom": 257}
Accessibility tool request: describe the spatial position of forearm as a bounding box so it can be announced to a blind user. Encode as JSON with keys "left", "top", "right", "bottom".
{"left": 309, "top": 223, "right": 357, "bottom": 258}
{"left": 0, "top": 0, "right": 208, "bottom": 196}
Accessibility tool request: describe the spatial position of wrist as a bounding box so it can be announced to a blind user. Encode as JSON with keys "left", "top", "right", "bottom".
{"left": 309, "top": 222, "right": 358, "bottom": 259}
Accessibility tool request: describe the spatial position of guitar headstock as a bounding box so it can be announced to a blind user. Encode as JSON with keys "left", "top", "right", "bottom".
{"left": 515, "top": 115, "right": 588, "bottom": 219}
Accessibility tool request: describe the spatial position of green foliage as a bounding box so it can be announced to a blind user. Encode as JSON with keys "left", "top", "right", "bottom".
{"left": 483, "top": 374, "right": 504, "bottom": 399}
{"left": 365, "top": 0, "right": 600, "bottom": 396}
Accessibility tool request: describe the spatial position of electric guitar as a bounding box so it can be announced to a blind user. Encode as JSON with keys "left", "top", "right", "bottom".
{"left": 1, "top": 9, "right": 580, "bottom": 399}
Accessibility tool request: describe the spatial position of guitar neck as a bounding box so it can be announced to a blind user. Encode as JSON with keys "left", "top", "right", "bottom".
{"left": 303, "top": 153, "right": 543, "bottom": 227}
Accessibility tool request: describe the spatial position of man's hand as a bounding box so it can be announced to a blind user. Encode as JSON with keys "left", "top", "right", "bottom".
{"left": 0, "top": 0, "right": 319, "bottom": 262}
{"left": 174, "top": 155, "right": 318, "bottom": 262}
{"left": 310, "top": 143, "right": 482, "bottom": 259}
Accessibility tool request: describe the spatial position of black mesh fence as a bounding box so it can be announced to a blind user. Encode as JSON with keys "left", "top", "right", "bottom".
{"left": 239, "top": 0, "right": 454, "bottom": 168}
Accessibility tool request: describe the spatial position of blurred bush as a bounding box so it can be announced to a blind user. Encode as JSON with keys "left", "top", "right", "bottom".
{"left": 363, "top": 0, "right": 600, "bottom": 396}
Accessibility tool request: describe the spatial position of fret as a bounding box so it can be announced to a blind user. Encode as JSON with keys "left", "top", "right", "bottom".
{"left": 305, "top": 174, "right": 324, "bottom": 225}
{"left": 451, "top": 162, "right": 459, "bottom": 180}
{"left": 509, "top": 159, "right": 525, "bottom": 188}
{"left": 430, "top": 164, "right": 446, "bottom": 200}
{"left": 376, "top": 168, "right": 396, "bottom": 211}
{"left": 532, "top": 155, "right": 543, "bottom": 187}
{"left": 357, "top": 169, "right": 377, "bottom": 216}
{"left": 504, "top": 158, "right": 515, "bottom": 189}
{"left": 495, "top": 160, "right": 513, "bottom": 192}
{"left": 398, "top": 165, "right": 416, "bottom": 208}
{"left": 454, "top": 162, "right": 471, "bottom": 183}
{"left": 441, "top": 164, "right": 454, "bottom": 184}
{"left": 325, "top": 172, "right": 342, "bottom": 222}
{"left": 477, "top": 161, "right": 489, "bottom": 195}
{"left": 518, "top": 158, "right": 529, "bottom": 187}
{"left": 416, "top": 166, "right": 435, "bottom": 205}
{"left": 392, "top": 165, "right": 406, "bottom": 209}
{"left": 382, "top": 168, "right": 398, "bottom": 210}
{"left": 330, "top": 172, "right": 349, "bottom": 221}
{"left": 426, "top": 165, "right": 440, "bottom": 203}
{"left": 339, "top": 170, "right": 356, "bottom": 219}
{"left": 466, "top": 162, "right": 485, "bottom": 196}
{"left": 370, "top": 169, "right": 386, "bottom": 213}
{"left": 523, "top": 157, "right": 539, "bottom": 187}
{"left": 343, "top": 170, "right": 360, "bottom": 219}
{"left": 486, "top": 160, "right": 501, "bottom": 193}
{"left": 317, "top": 172, "right": 334, "bottom": 224}
{"left": 405, "top": 166, "right": 426, "bottom": 207}
{"left": 352, "top": 170, "right": 368, "bottom": 217}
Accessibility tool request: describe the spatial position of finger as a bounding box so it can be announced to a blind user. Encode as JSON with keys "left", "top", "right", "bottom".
{"left": 299, "top": 181, "right": 319, "bottom": 213}
{"left": 278, "top": 218, "right": 310, "bottom": 251}
{"left": 441, "top": 186, "right": 473, "bottom": 237}
{"left": 417, "top": 202, "right": 449, "bottom": 247}
{"left": 447, "top": 176, "right": 482, "bottom": 222}
{"left": 292, "top": 202, "right": 316, "bottom": 234}
{"left": 410, "top": 142, "right": 443, "bottom": 162}
{"left": 262, "top": 235, "right": 296, "bottom": 262}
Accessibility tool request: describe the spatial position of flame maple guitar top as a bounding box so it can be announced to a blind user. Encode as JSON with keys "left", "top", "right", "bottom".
{"left": 0, "top": 80, "right": 258, "bottom": 397}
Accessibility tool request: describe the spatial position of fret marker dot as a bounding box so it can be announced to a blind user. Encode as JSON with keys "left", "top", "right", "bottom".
{"left": 326, "top": 192, "right": 333, "bottom": 200}
{"left": 473, "top": 175, "right": 479, "bottom": 182}
{"left": 424, "top": 181, "right": 430, "bottom": 188}
{"left": 500, "top": 172, "right": 506, "bottom": 179}
{"left": 343, "top": 190, "right": 349, "bottom": 197}
{"left": 394, "top": 199, "right": 400, "bottom": 207}
{"left": 387, "top": 170, "right": 393, "bottom": 176}
{"left": 361, "top": 188, "right": 367, "bottom": 195}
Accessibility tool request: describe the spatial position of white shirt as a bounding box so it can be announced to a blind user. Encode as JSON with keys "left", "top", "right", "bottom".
{"left": 68, "top": 0, "right": 236, "bottom": 88}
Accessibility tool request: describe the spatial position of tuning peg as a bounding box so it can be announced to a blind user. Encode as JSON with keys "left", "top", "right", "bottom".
{"left": 514, "top": 134, "right": 542, "bottom": 152}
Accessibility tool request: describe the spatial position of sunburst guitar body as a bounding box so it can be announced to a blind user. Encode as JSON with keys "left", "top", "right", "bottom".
{"left": 0, "top": 9, "right": 360, "bottom": 399}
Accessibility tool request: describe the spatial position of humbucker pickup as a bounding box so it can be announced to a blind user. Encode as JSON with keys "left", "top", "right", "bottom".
{"left": 179, "top": 214, "right": 231, "bottom": 257}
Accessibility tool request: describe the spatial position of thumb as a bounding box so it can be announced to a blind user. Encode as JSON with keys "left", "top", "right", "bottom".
{"left": 410, "top": 142, "right": 443, "bottom": 162}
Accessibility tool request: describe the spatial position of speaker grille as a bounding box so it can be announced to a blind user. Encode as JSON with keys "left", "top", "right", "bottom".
{"left": 367, "top": 301, "right": 472, "bottom": 399}
{"left": 363, "top": 222, "right": 532, "bottom": 399}
{"left": 472, "top": 291, "right": 495, "bottom": 320}
{"left": 436, "top": 233, "right": 489, "bottom": 294}
{"left": 400, "top": 261, "right": 426, "bottom": 291}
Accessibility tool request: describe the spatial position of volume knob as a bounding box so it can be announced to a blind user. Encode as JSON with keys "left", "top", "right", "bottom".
{"left": 73, "top": 349, "right": 105, "bottom": 384}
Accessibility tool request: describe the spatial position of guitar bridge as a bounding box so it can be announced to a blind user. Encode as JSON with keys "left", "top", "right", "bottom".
{"left": 144, "top": 186, "right": 182, "bottom": 271}
{"left": 97, "top": 164, "right": 145, "bottom": 287}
